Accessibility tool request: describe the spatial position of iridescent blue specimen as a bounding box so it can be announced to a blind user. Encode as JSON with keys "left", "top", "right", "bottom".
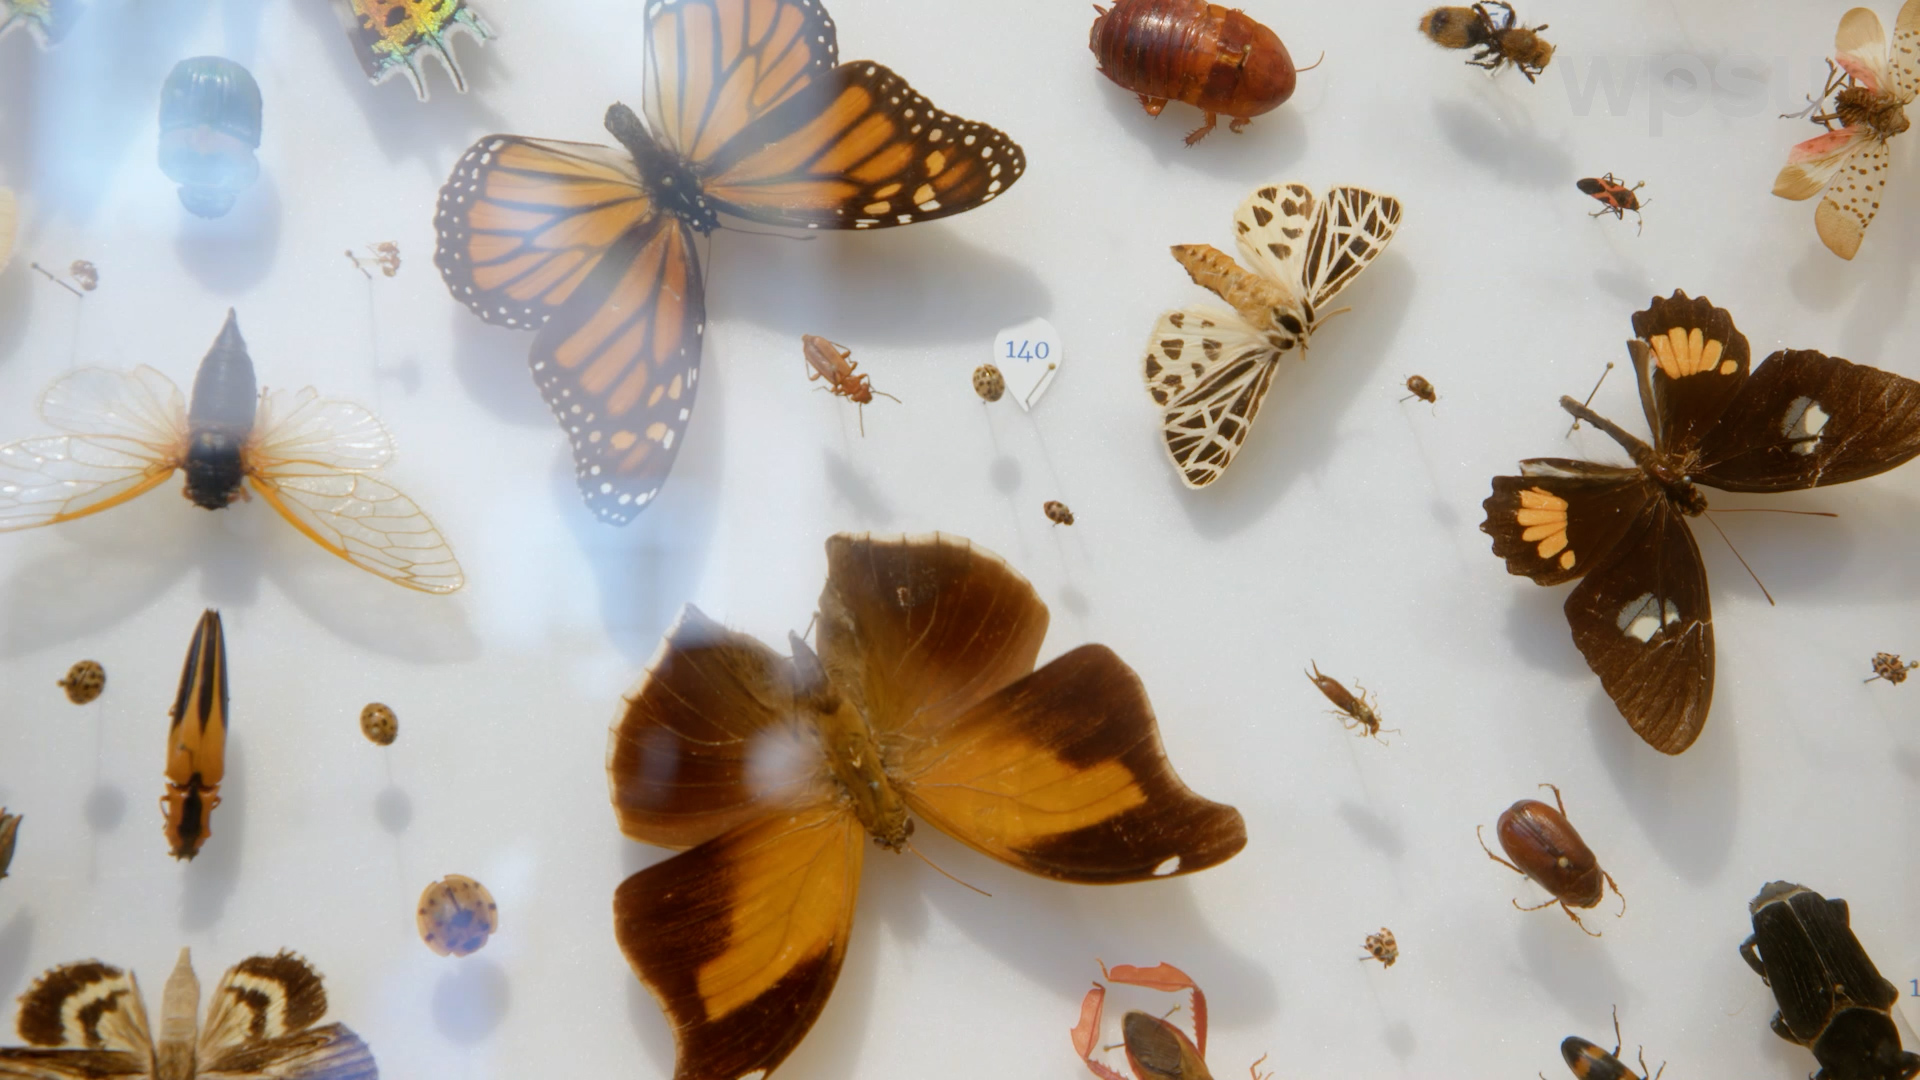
{"left": 158, "top": 58, "right": 263, "bottom": 219}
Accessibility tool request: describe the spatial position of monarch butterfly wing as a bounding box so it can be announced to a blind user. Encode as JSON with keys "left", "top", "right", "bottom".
{"left": 643, "top": 0, "right": 839, "bottom": 160}
{"left": 1302, "top": 187, "right": 1401, "bottom": 310}
{"left": 614, "top": 807, "right": 865, "bottom": 1080}
{"left": 434, "top": 136, "right": 656, "bottom": 330}
{"left": 528, "top": 212, "right": 708, "bottom": 522}
{"left": 243, "top": 388, "right": 463, "bottom": 593}
{"left": 1813, "top": 137, "right": 1889, "bottom": 260}
{"left": 0, "top": 366, "right": 189, "bottom": 531}
{"left": 697, "top": 61, "right": 1025, "bottom": 230}
{"left": 1142, "top": 308, "right": 1285, "bottom": 489}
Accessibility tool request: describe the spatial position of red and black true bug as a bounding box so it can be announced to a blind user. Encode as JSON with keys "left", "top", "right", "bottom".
{"left": 1577, "top": 173, "right": 1648, "bottom": 234}
{"left": 1089, "top": 0, "right": 1311, "bottom": 145}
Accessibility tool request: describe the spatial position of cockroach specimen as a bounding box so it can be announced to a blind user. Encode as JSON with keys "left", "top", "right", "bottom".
{"left": 802, "top": 334, "right": 899, "bottom": 436}
{"left": 1742, "top": 881, "right": 1920, "bottom": 1080}
{"left": 1072, "top": 961, "right": 1270, "bottom": 1080}
{"left": 1090, "top": 0, "right": 1308, "bottom": 145}
{"left": 1401, "top": 375, "right": 1437, "bottom": 404}
{"left": 1478, "top": 783, "right": 1623, "bottom": 936}
{"left": 1557, "top": 1008, "right": 1664, "bottom": 1080}
{"left": 1419, "top": 2, "right": 1553, "bottom": 83}
{"left": 1866, "top": 652, "right": 1918, "bottom": 684}
{"left": 1577, "top": 174, "right": 1649, "bottom": 235}
{"left": 162, "top": 609, "right": 228, "bottom": 861}
{"left": 1306, "top": 661, "right": 1396, "bottom": 742}
{"left": 1360, "top": 928, "right": 1398, "bottom": 967}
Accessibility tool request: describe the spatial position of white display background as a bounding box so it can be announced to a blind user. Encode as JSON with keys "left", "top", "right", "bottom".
{"left": 2, "top": 1, "right": 1918, "bottom": 1078}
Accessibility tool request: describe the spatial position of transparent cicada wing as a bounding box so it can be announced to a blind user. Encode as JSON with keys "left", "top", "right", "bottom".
{"left": 0, "top": 366, "right": 189, "bottom": 531}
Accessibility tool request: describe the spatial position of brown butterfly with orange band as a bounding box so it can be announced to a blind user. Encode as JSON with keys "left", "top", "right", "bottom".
{"left": 608, "top": 533, "right": 1246, "bottom": 1080}
{"left": 433, "top": 0, "right": 1025, "bottom": 524}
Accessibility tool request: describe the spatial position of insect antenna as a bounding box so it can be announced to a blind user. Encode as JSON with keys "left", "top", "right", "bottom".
{"left": 1297, "top": 51, "right": 1327, "bottom": 72}
{"left": 30, "top": 262, "right": 83, "bottom": 298}
{"left": 1698, "top": 512, "right": 1776, "bottom": 606}
{"left": 1566, "top": 362, "right": 1614, "bottom": 435}
{"left": 905, "top": 838, "right": 991, "bottom": 897}
{"left": 873, "top": 389, "right": 903, "bottom": 404}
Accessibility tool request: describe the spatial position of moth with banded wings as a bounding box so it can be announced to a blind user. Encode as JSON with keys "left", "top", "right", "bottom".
{"left": 433, "top": 0, "right": 1025, "bottom": 524}
{"left": 1773, "top": 0, "right": 1920, "bottom": 260}
{"left": 608, "top": 533, "right": 1245, "bottom": 1080}
{"left": 1482, "top": 291, "right": 1920, "bottom": 753}
{"left": 0, "top": 948, "right": 377, "bottom": 1080}
{"left": 0, "top": 310, "right": 462, "bottom": 593}
{"left": 1142, "top": 182, "right": 1402, "bottom": 488}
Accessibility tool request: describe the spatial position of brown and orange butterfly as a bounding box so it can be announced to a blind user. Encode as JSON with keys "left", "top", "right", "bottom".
{"left": 433, "top": 0, "right": 1025, "bottom": 524}
{"left": 607, "top": 533, "right": 1246, "bottom": 1080}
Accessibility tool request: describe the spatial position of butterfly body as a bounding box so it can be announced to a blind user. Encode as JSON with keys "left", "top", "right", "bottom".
{"left": 788, "top": 631, "right": 914, "bottom": 850}
{"left": 1170, "top": 244, "right": 1304, "bottom": 345}
{"left": 603, "top": 103, "right": 723, "bottom": 234}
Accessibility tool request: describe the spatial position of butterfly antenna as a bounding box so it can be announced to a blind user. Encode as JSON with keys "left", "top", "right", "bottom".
{"left": 1699, "top": 512, "right": 1776, "bottom": 606}
{"left": 906, "top": 839, "right": 991, "bottom": 898}
{"left": 1707, "top": 508, "right": 1837, "bottom": 517}
{"left": 31, "top": 262, "right": 83, "bottom": 298}
{"left": 1567, "top": 362, "right": 1615, "bottom": 435}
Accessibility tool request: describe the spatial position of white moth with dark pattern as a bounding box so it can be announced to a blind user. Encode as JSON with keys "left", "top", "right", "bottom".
{"left": 1142, "top": 182, "right": 1402, "bottom": 487}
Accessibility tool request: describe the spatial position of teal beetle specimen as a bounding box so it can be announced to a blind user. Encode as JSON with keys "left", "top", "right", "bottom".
{"left": 158, "top": 57, "right": 263, "bottom": 218}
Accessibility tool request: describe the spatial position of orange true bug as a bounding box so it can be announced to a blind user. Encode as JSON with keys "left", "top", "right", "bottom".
{"left": 1577, "top": 173, "right": 1648, "bottom": 234}
{"left": 163, "top": 609, "right": 229, "bottom": 861}
{"left": 802, "top": 335, "right": 900, "bottom": 436}
{"left": 1090, "top": 0, "right": 1310, "bottom": 145}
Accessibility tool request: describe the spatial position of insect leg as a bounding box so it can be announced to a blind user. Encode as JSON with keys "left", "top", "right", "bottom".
{"left": 1184, "top": 112, "right": 1220, "bottom": 146}
{"left": 1476, "top": 824, "right": 1528, "bottom": 876}
{"left": 1136, "top": 93, "right": 1169, "bottom": 117}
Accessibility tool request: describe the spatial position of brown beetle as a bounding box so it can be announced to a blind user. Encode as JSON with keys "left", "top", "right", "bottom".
{"left": 1044, "top": 500, "right": 1076, "bottom": 526}
{"left": 1401, "top": 375, "right": 1437, "bottom": 405}
{"left": 1478, "top": 783, "right": 1623, "bottom": 936}
{"left": 1090, "top": 0, "right": 1308, "bottom": 145}
{"left": 802, "top": 334, "right": 900, "bottom": 436}
{"left": 1867, "top": 652, "right": 1918, "bottom": 685}
{"left": 1360, "top": 927, "right": 1398, "bottom": 967}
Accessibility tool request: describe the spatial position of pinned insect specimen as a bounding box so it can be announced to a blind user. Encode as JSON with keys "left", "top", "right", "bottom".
{"left": 1360, "top": 928, "right": 1398, "bottom": 967}
{"left": 335, "top": 0, "right": 494, "bottom": 100}
{"left": 0, "top": 948, "right": 376, "bottom": 1078}
{"left": 418, "top": 874, "right": 498, "bottom": 957}
{"left": 1089, "top": 0, "right": 1307, "bottom": 145}
{"left": 1578, "top": 174, "right": 1648, "bottom": 234}
{"left": 0, "top": 810, "right": 17, "bottom": 879}
{"left": 0, "top": 0, "right": 77, "bottom": 48}
{"left": 159, "top": 57, "right": 263, "bottom": 219}
{"left": 1482, "top": 291, "right": 1920, "bottom": 753}
{"left": 1419, "top": 2, "right": 1553, "bottom": 82}
{"left": 973, "top": 363, "right": 1007, "bottom": 403}
{"left": 1306, "top": 661, "right": 1394, "bottom": 742}
{"left": 1144, "top": 182, "right": 1401, "bottom": 487}
{"left": 1072, "top": 961, "right": 1266, "bottom": 1080}
{"left": 1402, "top": 375, "right": 1437, "bottom": 404}
{"left": 1478, "top": 783, "right": 1623, "bottom": 936}
{"left": 611, "top": 534, "right": 1245, "bottom": 1080}
{"left": 1775, "top": 2, "right": 1919, "bottom": 260}
{"left": 434, "top": 0, "right": 1025, "bottom": 525}
{"left": 1044, "top": 500, "right": 1075, "bottom": 525}
{"left": 360, "top": 702, "right": 398, "bottom": 745}
{"left": 0, "top": 309, "right": 464, "bottom": 592}
{"left": 1867, "top": 652, "right": 1918, "bottom": 684}
{"left": 0, "top": 187, "right": 14, "bottom": 273}
{"left": 1742, "top": 881, "right": 1919, "bottom": 1080}
{"left": 57, "top": 659, "right": 105, "bottom": 704}
{"left": 162, "top": 610, "right": 227, "bottom": 861}
{"left": 32, "top": 260, "right": 95, "bottom": 297}
{"left": 1557, "top": 1008, "right": 1664, "bottom": 1080}
{"left": 802, "top": 335, "right": 900, "bottom": 435}
{"left": 346, "top": 241, "right": 402, "bottom": 278}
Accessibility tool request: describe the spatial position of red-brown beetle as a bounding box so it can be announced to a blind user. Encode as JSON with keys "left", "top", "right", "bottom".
{"left": 1477, "top": 783, "right": 1624, "bottom": 936}
{"left": 1089, "top": 0, "right": 1308, "bottom": 145}
{"left": 802, "top": 334, "right": 900, "bottom": 436}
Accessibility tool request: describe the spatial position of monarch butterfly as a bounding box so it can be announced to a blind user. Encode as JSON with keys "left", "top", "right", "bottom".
{"left": 433, "top": 0, "right": 1026, "bottom": 524}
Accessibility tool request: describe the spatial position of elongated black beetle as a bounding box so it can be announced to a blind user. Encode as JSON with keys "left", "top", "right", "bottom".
{"left": 1740, "top": 881, "right": 1920, "bottom": 1080}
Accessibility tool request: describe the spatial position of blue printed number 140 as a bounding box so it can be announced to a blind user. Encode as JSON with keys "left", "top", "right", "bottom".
{"left": 1004, "top": 339, "right": 1051, "bottom": 361}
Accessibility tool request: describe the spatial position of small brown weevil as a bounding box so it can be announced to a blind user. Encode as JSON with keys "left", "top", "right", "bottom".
{"left": 1479, "top": 783, "right": 1623, "bottom": 935}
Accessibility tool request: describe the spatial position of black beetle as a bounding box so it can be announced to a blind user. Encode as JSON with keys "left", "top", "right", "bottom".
{"left": 1549, "top": 1007, "right": 1663, "bottom": 1080}
{"left": 1741, "top": 881, "right": 1920, "bottom": 1080}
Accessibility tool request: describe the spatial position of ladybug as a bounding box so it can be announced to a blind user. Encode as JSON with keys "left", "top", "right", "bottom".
{"left": 1576, "top": 173, "right": 1648, "bottom": 234}
{"left": 417, "top": 874, "right": 499, "bottom": 956}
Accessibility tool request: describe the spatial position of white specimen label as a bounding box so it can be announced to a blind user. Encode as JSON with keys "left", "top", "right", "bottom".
{"left": 993, "top": 316, "right": 1062, "bottom": 411}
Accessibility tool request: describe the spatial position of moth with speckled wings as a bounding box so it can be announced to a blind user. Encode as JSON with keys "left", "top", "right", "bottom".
{"left": 1483, "top": 291, "right": 1920, "bottom": 754}
{"left": 0, "top": 948, "right": 376, "bottom": 1079}
{"left": 607, "top": 533, "right": 1245, "bottom": 1080}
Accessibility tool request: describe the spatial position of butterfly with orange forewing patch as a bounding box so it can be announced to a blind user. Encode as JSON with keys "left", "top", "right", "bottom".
{"left": 1482, "top": 291, "right": 1920, "bottom": 754}
{"left": 0, "top": 948, "right": 376, "bottom": 1079}
{"left": 1143, "top": 182, "right": 1401, "bottom": 488}
{"left": 331, "top": 0, "right": 493, "bottom": 101}
{"left": 1772, "top": 0, "right": 1920, "bottom": 260}
{"left": 433, "top": 0, "right": 1025, "bottom": 524}
{"left": 607, "top": 533, "right": 1246, "bottom": 1080}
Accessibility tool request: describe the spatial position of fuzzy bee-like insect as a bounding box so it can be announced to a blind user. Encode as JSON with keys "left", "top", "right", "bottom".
{"left": 1479, "top": 783, "right": 1624, "bottom": 936}
{"left": 1420, "top": 2, "right": 1553, "bottom": 82}
{"left": 1090, "top": 0, "right": 1309, "bottom": 145}
{"left": 1578, "top": 173, "right": 1649, "bottom": 234}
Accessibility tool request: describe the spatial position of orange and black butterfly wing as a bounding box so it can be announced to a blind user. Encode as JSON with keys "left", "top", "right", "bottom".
{"left": 643, "top": 0, "right": 840, "bottom": 162}
{"left": 1481, "top": 460, "right": 1651, "bottom": 587}
{"left": 1628, "top": 290, "right": 1752, "bottom": 454}
{"left": 1693, "top": 348, "right": 1920, "bottom": 493}
{"left": 434, "top": 136, "right": 706, "bottom": 522}
{"left": 1562, "top": 498, "right": 1714, "bottom": 754}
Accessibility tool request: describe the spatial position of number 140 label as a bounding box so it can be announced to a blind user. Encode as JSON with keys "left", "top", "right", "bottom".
{"left": 992, "top": 317, "right": 1061, "bottom": 412}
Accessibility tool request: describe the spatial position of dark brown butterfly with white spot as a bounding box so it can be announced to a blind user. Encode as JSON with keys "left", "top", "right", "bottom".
{"left": 0, "top": 947, "right": 376, "bottom": 1079}
{"left": 1483, "top": 290, "right": 1920, "bottom": 754}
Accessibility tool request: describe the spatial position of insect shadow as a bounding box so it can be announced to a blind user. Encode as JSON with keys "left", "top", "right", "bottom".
{"left": 1514, "top": 908, "right": 1628, "bottom": 1018}
{"left": 432, "top": 957, "right": 512, "bottom": 1045}
{"left": 822, "top": 447, "right": 896, "bottom": 525}
{"left": 1585, "top": 689, "right": 1736, "bottom": 883}
{"left": 171, "top": 176, "right": 282, "bottom": 294}
{"left": 1432, "top": 97, "right": 1573, "bottom": 191}
{"left": 0, "top": 910, "right": 32, "bottom": 1012}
